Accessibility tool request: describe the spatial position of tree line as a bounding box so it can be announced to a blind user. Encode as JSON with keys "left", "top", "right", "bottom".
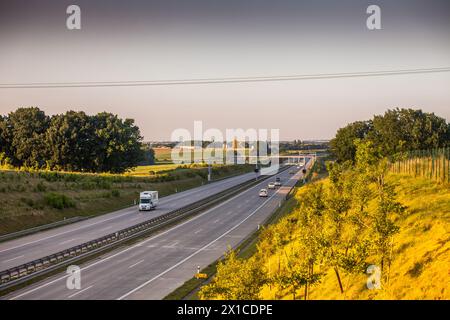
{"left": 199, "top": 140, "right": 404, "bottom": 299}
{"left": 330, "top": 108, "right": 450, "bottom": 163}
{"left": 0, "top": 107, "right": 145, "bottom": 173}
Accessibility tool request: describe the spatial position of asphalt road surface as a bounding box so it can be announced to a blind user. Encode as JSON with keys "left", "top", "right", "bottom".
{"left": 0, "top": 171, "right": 261, "bottom": 271}
{"left": 4, "top": 160, "right": 310, "bottom": 300}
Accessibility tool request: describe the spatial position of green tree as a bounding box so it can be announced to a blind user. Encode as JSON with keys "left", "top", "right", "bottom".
{"left": 323, "top": 157, "right": 373, "bottom": 295}
{"left": 138, "top": 146, "right": 155, "bottom": 166}
{"left": 330, "top": 108, "right": 449, "bottom": 163}
{"left": 0, "top": 116, "right": 6, "bottom": 153}
{"left": 45, "top": 111, "right": 96, "bottom": 171}
{"left": 0, "top": 116, "right": 12, "bottom": 166}
{"left": 353, "top": 140, "right": 403, "bottom": 288}
{"left": 5, "top": 107, "right": 50, "bottom": 168}
{"left": 330, "top": 121, "right": 372, "bottom": 163}
{"left": 90, "top": 112, "right": 143, "bottom": 173}
{"left": 199, "top": 250, "right": 267, "bottom": 300}
{"left": 2, "top": 108, "right": 144, "bottom": 173}
{"left": 370, "top": 108, "right": 450, "bottom": 157}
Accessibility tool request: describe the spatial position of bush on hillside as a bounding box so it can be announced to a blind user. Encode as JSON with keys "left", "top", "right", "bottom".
{"left": 44, "top": 192, "right": 75, "bottom": 209}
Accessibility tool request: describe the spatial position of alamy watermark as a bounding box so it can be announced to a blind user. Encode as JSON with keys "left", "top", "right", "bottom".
{"left": 366, "top": 5, "right": 382, "bottom": 30}
{"left": 171, "top": 121, "right": 280, "bottom": 175}
{"left": 66, "top": 265, "right": 81, "bottom": 290}
{"left": 66, "top": 4, "right": 381, "bottom": 31}
{"left": 66, "top": 5, "right": 81, "bottom": 30}
{"left": 366, "top": 264, "right": 382, "bottom": 290}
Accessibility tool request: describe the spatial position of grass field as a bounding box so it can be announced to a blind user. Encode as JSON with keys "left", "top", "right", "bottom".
{"left": 153, "top": 147, "right": 254, "bottom": 164}
{"left": 0, "top": 163, "right": 253, "bottom": 235}
{"left": 153, "top": 147, "right": 173, "bottom": 163}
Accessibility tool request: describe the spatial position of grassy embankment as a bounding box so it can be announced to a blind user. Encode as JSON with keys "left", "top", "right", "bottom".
{"left": 0, "top": 163, "right": 253, "bottom": 236}
{"left": 304, "top": 174, "right": 449, "bottom": 300}
{"left": 202, "top": 171, "right": 449, "bottom": 300}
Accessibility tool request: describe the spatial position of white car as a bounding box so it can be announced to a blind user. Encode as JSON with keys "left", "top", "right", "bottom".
{"left": 268, "top": 182, "right": 276, "bottom": 189}
{"left": 274, "top": 181, "right": 281, "bottom": 187}
{"left": 259, "top": 189, "right": 268, "bottom": 197}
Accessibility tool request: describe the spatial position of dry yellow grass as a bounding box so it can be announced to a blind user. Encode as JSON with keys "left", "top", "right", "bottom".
{"left": 260, "top": 174, "right": 449, "bottom": 300}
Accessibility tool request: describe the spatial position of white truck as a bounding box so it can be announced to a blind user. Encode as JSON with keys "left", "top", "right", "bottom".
{"left": 139, "top": 191, "right": 158, "bottom": 211}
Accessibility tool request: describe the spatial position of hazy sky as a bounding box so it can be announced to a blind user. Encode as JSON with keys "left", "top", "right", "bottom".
{"left": 0, "top": 0, "right": 449, "bottom": 140}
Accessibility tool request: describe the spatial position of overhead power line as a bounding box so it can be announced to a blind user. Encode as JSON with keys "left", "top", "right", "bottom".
{"left": 0, "top": 67, "right": 449, "bottom": 89}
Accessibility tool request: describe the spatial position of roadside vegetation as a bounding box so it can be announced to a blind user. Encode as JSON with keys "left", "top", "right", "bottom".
{"left": 0, "top": 107, "right": 144, "bottom": 173}
{"left": 198, "top": 108, "right": 449, "bottom": 300}
{"left": 330, "top": 108, "right": 449, "bottom": 163}
{"left": 0, "top": 163, "right": 254, "bottom": 235}
{"left": 199, "top": 141, "right": 449, "bottom": 300}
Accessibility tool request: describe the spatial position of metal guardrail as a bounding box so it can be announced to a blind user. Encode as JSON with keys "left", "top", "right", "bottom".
{"left": 0, "top": 166, "right": 291, "bottom": 291}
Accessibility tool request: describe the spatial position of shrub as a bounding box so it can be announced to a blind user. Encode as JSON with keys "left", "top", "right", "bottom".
{"left": 35, "top": 181, "right": 47, "bottom": 192}
{"left": 96, "top": 179, "right": 112, "bottom": 189}
{"left": 39, "top": 171, "right": 60, "bottom": 182}
{"left": 15, "top": 185, "right": 26, "bottom": 192}
{"left": 111, "top": 189, "right": 120, "bottom": 197}
{"left": 44, "top": 192, "right": 75, "bottom": 209}
{"left": 20, "top": 197, "right": 35, "bottom": 207}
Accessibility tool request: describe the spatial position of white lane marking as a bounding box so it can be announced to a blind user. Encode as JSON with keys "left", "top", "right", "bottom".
{"left": 10, "top": 168, "right": 293, "bottom": 300}
{"left": 171, "top": 241, "right": 179, "bottom": 246}
{"left": 99, "top": 226, "right": 112, "bottom": 232}
{"left": 2, "top": 255, "right": 24, "bottom": 263}
{"left": 183, "top": 247, "right": 201, "bottom": 251}
{"left": 164, "top": 241, "right": 179, "bottom": 248}
{"left": 67, "top": 285, "right": 93, "bottom": 299}
{"left": 60, "top": 238, "right": 77, "bottom": 245}
{"left": 117, "top": 186, "right": 284, "bottom": 300}
{"left": 128, "top": 260, "right": 144, "bottom": 269}
{"left": 225, "top": 211, "right": 233, "bottom": 215}
{"left": 130, "top": 217, "right": 140, "bottom": 221}
{"left": 213, "top": 219, "right": 220, "bottom": 224}
{"left": 194, "top": 229, "right": 202, "bottom": 234}
{"left": 0, "top": 174, "right": 257, "bottom": 254}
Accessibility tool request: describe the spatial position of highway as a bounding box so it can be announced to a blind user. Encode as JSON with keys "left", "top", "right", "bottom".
{"left": 0, "top": 171, "right": 260, "bottom": 271}
{"left": 4, "top": 161, "right": 310, "bottom": 300}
